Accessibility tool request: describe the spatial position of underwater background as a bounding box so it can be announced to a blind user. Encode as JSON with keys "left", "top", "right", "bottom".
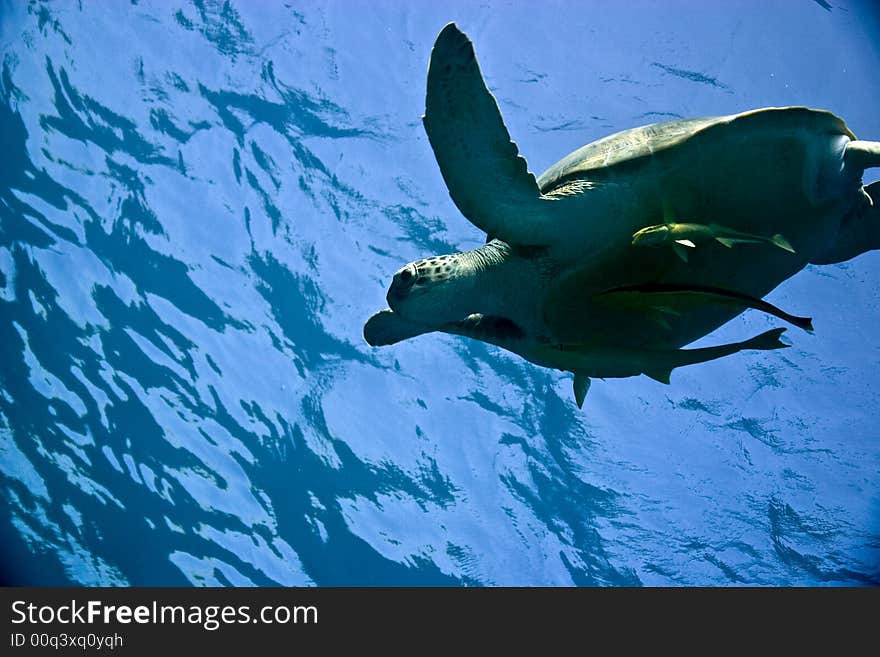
{"left": 1, "top": 0, "right": 878, "bottom": 586}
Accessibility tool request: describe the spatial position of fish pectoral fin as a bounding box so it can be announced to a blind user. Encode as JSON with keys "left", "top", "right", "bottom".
{"left": 643, "top": 366, "right": 673, "bottom": 385}
{"left": 674, "top": 239, "right": 696, "bottom": 248}
{"left": 573, "top": 375, "right": 591, "bottom": 409}
{"left": 771, "top": 233, "right": 796, "bottom": 253}
{"left": 648, "top": 306, "right": 680, "bottom": 332}
{"left": 672, "top": 243, "right": 690, "bottom": 262}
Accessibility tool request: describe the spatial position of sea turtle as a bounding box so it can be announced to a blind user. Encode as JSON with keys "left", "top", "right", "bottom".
{"left": 364, "top": 23, "right": 880, "bottom": 408}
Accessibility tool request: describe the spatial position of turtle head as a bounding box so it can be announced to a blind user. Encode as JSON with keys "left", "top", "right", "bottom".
{"left": 386, "top": 253, "right": 470, "bottom": 323}
{"left": 386, "top": 244, "right": 509, "bottom": 324}
{"left": 631, "top": 224, "right": 670, "bottom": 247}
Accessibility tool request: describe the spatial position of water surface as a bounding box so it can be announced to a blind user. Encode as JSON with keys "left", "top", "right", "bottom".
{"left": 1, "top": 0, "right": 878, "bottom": 586}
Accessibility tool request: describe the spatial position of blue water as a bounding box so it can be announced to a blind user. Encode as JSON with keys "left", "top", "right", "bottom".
{"left": 1, "top": 0, "right": 878, "bottom": 586}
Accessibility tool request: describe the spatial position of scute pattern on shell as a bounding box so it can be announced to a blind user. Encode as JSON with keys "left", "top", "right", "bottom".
{"left": 537, "top": 107, "right": 855, "bottom": 193}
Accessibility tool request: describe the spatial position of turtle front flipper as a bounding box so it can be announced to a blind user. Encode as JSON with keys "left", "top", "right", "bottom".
{"left": 443, "top": 313, "right": 526, "bottom": 344}
{"left": 423, "top": 24, "right": 557, "bottom": 247}
{"left": 364, "top": 309, "right": 436, "bottom": 346}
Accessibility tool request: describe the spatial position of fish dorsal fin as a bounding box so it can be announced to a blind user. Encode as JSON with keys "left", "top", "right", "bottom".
{"left": 573, "top": 375, "right": 591, "bottom": 409}
{"left": 423, "top": 24, "right": 559, "bottom": 247}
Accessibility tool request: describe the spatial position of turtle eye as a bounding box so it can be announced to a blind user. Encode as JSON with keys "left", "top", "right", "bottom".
{"left": 391, "top": 264, "right": 418, "bottom": 293}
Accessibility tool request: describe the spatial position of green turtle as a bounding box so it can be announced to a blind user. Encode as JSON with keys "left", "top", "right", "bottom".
{"left": 364, "top": 22, "right": 880, "bottom": 408}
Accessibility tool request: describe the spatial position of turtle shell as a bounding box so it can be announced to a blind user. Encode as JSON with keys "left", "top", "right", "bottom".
{"left": 537, "top": 107, "right": 855, "bottom": 192}
{"left": 537, "top": 108, "right": 858, "bottom": 349}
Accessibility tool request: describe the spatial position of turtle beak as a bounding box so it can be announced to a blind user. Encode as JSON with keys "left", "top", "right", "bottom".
{"left": 387, "top": 263, "right": 418, "bottom": 310}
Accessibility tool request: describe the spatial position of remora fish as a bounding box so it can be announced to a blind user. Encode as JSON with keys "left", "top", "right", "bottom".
{"left": 594, "top": 282, "right": 814, "bottom": 333}
{"left": 632, "top": 222, "right": 796, "bottom": 262}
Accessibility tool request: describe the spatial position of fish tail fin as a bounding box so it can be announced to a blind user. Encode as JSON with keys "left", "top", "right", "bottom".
{"left": 792, "top": 315, "right": 814, "bottom": 333}
{"left": 770, "top": 233, "right": 796, "bottom": 253}
{"left": 740, "top": 327, "right": 789, "bottom": 351}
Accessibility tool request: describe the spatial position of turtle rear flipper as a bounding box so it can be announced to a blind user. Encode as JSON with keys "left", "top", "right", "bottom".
{"left": 641, "top": 327, "right": 789, "bottom": 384}
{"left": 572, "top": 375, "right": 591, "bottom": 409}
{"left": 739, "top": 327, "right": 789, "bottom": 351}
{"left": 844, "top": 140, "right": 880, "bottom": 173}
{"left": 810, "top": 180, "right": 880, "bottom": 265}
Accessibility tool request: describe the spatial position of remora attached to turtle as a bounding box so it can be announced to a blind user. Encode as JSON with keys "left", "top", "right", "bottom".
{"left": 364, "top": 23, "right": 880, "bottom": 409}
{"left": 631, "top": 222, "right": 796, "bottom": 262}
